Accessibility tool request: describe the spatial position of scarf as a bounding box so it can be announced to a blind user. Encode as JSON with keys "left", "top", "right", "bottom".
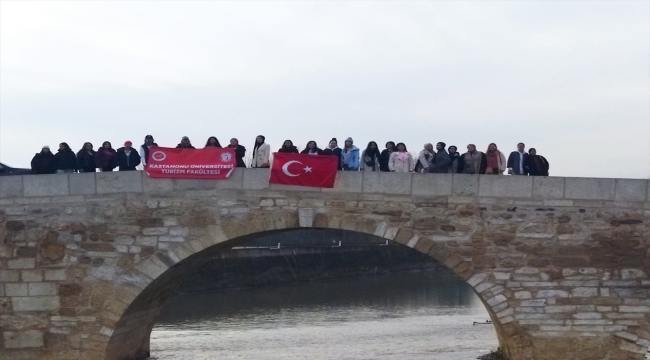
{"left": 486, "top": 151, "right": 498, "bottom": 169}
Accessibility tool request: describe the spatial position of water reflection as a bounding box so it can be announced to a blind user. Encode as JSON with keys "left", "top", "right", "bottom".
{"left": 152, "top": 272, "right": 498, "bottom": 360}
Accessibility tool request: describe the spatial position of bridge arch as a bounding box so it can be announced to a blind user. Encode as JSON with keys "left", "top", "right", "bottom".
{"left": 104, "top": 211, "right": 509, "bottom": 360}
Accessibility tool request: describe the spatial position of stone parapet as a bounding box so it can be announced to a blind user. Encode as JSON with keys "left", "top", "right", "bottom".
{"left": 0, "top": 170, "right": 648, "bottom": 201}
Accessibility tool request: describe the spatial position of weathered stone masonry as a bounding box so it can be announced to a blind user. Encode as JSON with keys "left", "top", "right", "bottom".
{"left": 0, "top": 170, "right": 649, "bottom": 360}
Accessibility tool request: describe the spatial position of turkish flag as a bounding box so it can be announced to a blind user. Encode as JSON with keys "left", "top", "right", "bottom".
{"left": 269, "top": 152, "right": 338, "bottom": 188}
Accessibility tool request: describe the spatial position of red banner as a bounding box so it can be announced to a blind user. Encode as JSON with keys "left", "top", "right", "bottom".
{"left": 269, "top": 152, "right": 338, "bottom": 188}
{"left": 145, "top": 146, "right": 236, "bottom": 179}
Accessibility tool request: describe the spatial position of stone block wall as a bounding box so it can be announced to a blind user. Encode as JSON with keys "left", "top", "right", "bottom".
{"left": 0, "top": 170, "right": 649, "bottom": 360}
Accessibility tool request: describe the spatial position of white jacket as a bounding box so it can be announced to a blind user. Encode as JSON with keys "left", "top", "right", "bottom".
{"left": 389, "top": 152, "right": 415, "bottom": 172}
{"left": 251, "top": 143, "right": 270, "bottom": 167}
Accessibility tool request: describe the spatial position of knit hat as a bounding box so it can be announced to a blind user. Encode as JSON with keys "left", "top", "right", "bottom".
{"left": 145, "top": 135, "right": 154, "bottom": 140}
{"left": 182, "top": 136, "right": 189, "bottom": 140}
{"left": 42, "top": 145, "right": 50, "bottom": 150}
{"left": 124, "top": 141, "right": 132, "bottom": 146}
{"left": 345, "top": 137, "right": 353, "bottom": 143}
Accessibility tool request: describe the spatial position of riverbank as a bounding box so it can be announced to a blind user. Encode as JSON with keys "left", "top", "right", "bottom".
{"left": 477, "top": 348, "right": 508, "bottom": 359}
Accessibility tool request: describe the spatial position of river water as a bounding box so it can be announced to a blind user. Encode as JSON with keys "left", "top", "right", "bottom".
{"left": 151, "top": 273, "right": 498, "bottom": 360}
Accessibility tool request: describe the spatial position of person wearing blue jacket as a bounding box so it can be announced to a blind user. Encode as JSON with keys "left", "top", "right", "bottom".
{"left": 341, "top": 137, "right": 360, "bottom": 171}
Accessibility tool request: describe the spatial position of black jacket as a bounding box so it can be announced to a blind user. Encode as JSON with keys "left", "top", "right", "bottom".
{"left": 31, "top": 152, "right": 57, "bottom": 174}
{"left": 458, "top": 152, "right": 487, "bottom": 174}
{"left": 140, "top": 143, "right": 158, "bottom": 165}
{"left": 76, "top": 150, "right": 96, "bottom": 172}
{"left": 176, "top": 143, "right": 196, "bottom": 149}
{"left": 524, "top": 155, "right": 549, "bottom": 176}
{"left": 116, "top": 147, "right": 141, "bottom": 171}
{"left": 229, "top": 145, "right": 246, "bottom": 168}
{"left": 379, "top": 149, "right": 392, "bottom": 172}
{"left": 54, "top": 150, "right": 77, "bottom": 171}
{"left": 278, "top": 146, "right": 299, "bottom": 153}
{"left": 433, "top": 150, "right": 451, "bottom": 173}
{"left": 323, "top": 148, "right": 343, "bottom": 170}
{"left": 507, "top": 151, "right": 529, "bottom": 175}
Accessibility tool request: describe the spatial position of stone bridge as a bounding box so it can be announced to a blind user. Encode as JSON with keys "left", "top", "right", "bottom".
{"left": 1, "top": 170, "right": 649, "bottom": 360}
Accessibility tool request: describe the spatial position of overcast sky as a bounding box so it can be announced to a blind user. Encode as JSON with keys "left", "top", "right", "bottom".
{"left": 1, "top": 1, "right": 648, "bottom": 178}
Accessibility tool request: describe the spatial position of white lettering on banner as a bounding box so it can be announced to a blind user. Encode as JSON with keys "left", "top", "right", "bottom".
{"left": 187, "top": 170, "right": 221, "bottom": 175}
{"left": 161, "top": 169, "right": 187, "bottom": 174}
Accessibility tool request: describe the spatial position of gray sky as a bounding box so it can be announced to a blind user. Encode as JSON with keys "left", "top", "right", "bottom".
{"left": 1, "top": 1, "right": 649, "bottom": 178}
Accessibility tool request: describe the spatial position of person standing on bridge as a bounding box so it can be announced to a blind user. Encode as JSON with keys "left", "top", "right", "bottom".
{"left": 389, "top": 143, "right": 415, "bottom": 172}
{"left": 76, "top": 142, "right": 96, "bottom": 173}
{"left": 116, "top": 141, "right": 141, "bottom": 171}
{"left": 301, "top": 141, "right": 323, "bottom": 155}
{"left": 458, "top": 144, "right": 487, "bottom": 174}
{"left": 55, "top": 142, "right": 78, "bottom": 174}
{"left": 177, "top": 136, "right": 195, "bottom": 149}
{"left": 360, "top": 141, "right": 381, "bottom": 171}
{"left": 278, "top": 140, "right": 299, "bottom": 153}
{"left": 228, "top": 138, "right": 247, "bottom": 168}
{"left": 432, "top": 142, "right": 451, "bottom": 173}
{"left": 251, "top": 135, "right": 270, "bottom": 168}
{"left": 323, "top": 138, "right": 342, "bottom": 170}
{"left": 415, "top": 143, "right": 435, "bottom": 173}
{"left": 95, "top": 141, "right": 117, "bottom": 172}
{"left": 485, "top": 143, "right": 507, "bottom": 175}
{"left": 31, "top": 145, "right": 57, "bottom": 174}
{"left": 139, "top": 135, "right": 158, "bottom": 167}
{"left": 448, "top": 145, "right": 460, "bottom": 173}
{"left": 341, "top": 137, "right": 359, "bottom": 171}
{"left": 524, "top": 148, "right": 549, "bottom": 176}
{"left": 379, "top": 141, "right": 395, "bottom": 172}
{"left": 204, "top": 136, "right": 222, "bottom": 148}
{"left": 507, "top": 142, "right": 528, "bottom": 175}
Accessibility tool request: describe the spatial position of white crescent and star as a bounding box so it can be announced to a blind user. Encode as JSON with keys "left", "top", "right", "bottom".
{"left": 281, "top": 161, "right": 313, "bottom": 177}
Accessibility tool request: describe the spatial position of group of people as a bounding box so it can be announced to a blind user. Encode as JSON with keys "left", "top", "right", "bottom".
{"left": 268, "top": 137, "right": 548, "bottom": 176}
{"left": 30, "top": 135, "right": 549, "bottom": 177}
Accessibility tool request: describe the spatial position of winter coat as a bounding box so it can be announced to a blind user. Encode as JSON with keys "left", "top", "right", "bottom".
{"left": 360, "top": 150, "right": 381, "bottom": 171}
{"left": 485, "top": 151, "right": 507, "bottom": 174}
{"left": 448, "top": 152, "right": 460, "bottom": 173}
{"left": 139, "top": 143, "right": 158, "bottom": 166}
{"left": 379, "top": 149, "right": 392, "bottom": 172}
{"left": 323, "top": 147, "right": 343, "bottom": 170}
{"left": 55, "top": 150, "right": 77, "bottom": 171}
{"left": 433, "top": 150, "right": 452, "bottom": 173}
{"left": 458, "top": 151, "right": 487, "bottom": 174}
{"left": 229, "top": 145, "right": 247, "bottom": 168}
{"left": 389, "top": 152, "right": 415, "bottom": 173}
{"left": 414, "top": 149, "right": 435, "bottom": 173}
{"left": 251, "top": 143, "right": 270, "bottom": 168}
{"left": 507, "top": 151, "right": 529, "bottom": 175}
{"left": 76, "top": 150, "right": 97, "bottom": 172}
{"left": 278, "top": 146, "right": 299, "bottom": 153}
{"left": 176, "top": 143, "right": 196, "bottom": 149}
{"left": 95, "top": 148, "right": 118, "bottom": 170}
{"left": 341, "top": 146, "right": 360, "bottom": 170}
{"left": 31, "top": 152, "right": 57, "bottom": 174}
{"left": 116, "top": 147, "right": 141, "bottom": 171}
{"left": 524, "top": 155, "right": 549, "bottom": 176}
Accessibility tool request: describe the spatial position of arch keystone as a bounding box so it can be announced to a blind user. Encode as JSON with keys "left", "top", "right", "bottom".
{"left": 298, "top": 208, "right": 314, "bottom": 227}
